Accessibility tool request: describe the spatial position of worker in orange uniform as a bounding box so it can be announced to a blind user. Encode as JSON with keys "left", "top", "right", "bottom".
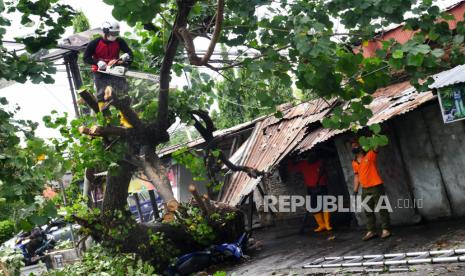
{"left": 288, "top": 152, "right": 332, "bottom": 233}
{"left": 352, "top": 140, "right": 391, "bottom": 241}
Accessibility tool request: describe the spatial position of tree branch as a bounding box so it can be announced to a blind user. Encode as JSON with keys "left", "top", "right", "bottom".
{"left": 157, "top": 0, "right": 195, "bottom": 132}
{"left": 140, "top": 146, "right": 179, "bottom": 216}
{"left": 219, "top": 151, "right": 266, "bottom": 178}
{"left": 189, "top": 184, "right": 212, "bottom": 217}
{"left": 78, "top": 125, "right": 130, "bottom": 137}
{"left": 104, "top": 86, "right": 143, "bottom": 129}
{"left": 178, "top": 27, "right": 202, "bottom": 65}
{"left": 78, "top": 89, "right": 100, "bottom": 113}
{"left": 177, "top": 0, "right": 224, "bottom": 66}
{"left": 200, "top": 0, "right": 224, "bottom": 65}
{"left": 206, "top": 44, "right": 291, "bottom": 71}
{"left": 188, "top": 109, "right": 266, "bottom": 179}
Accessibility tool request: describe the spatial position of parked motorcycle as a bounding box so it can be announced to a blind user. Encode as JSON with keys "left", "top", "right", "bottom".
{"left": 1, "top": 218, "right": 79, "bottom": 265}
{"left": 168, "top": 232, "right": 249, "bottom": 276}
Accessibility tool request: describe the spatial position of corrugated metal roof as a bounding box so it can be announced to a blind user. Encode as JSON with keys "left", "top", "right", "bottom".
{"left": 429, "top": 64, "right": 465, "bottom": 89}
{"left": 295, "top": 81, "right": 435, "bottom": 154}
{"left": 220, "top": 64, "right": 465, "bottom": 205}
{"left": 220, "top": 99, "right": 334, "bottom": 205}
{"left": 40, "top": 28, "right": 101, "bottom": 61}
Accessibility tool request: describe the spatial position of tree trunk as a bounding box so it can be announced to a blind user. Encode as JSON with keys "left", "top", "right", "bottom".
{"left": 102, "top": 160, "right": 135, "bottom": 213}
{"left": 77, "top": 155, "right": 244, "bottom": 271}
{"left": 141, "top": 146, "right": 179, "bottom": 213}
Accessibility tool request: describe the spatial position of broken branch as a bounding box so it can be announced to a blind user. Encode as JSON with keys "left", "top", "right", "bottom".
{"left": 189, "top": 109, "right": 266, "bottom": 179}
{"left": 78, "top": 89, "right": 100, "bottom": 113}
{"left": 203, "top": 194, "right": 214, "bottom": 214}
{"left": 78, "top": 125, "right": 129, "bottom": 137}
{"left": 189, "top": 184, "right": 211, "bottom": 217}
{"left": 104, "top": 86, "right": 143, "bottom": 129}
{"left": 219, "top": 151, "right": 266, "bottom": 178}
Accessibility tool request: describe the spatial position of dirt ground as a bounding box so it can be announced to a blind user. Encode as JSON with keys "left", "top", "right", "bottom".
{"left": 224, "top": 217, "right": 465, "bottom": 275}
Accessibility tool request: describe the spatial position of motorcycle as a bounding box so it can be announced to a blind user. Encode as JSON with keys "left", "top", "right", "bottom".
{"left": 16, "top": 227, "right": 56, "bottom": 265}
{"left": 168, "top": 232, "right": 249, "bottom": 276}
{"left": 1, "top": 218, "right": 79, "bottom": 266}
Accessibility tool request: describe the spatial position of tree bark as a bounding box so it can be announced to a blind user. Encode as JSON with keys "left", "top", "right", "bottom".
{"left": 102, "top": 160, "right": 135, "bottom": 213}
{"left": 140, "top": 146, "right": 179, "bottom": 213}
{"left": 157, "top": 0, "right": 195, "bottom": 131}
{"left": 72, "top": 1, "right": 248, "bottom": 272}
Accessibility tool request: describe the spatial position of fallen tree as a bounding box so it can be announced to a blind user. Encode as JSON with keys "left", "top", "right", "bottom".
{"left": 3, "top": 0, "right": 465, "bottom": 273}
{"left": 71, "top": 85, "right": 255, "bottom": 270}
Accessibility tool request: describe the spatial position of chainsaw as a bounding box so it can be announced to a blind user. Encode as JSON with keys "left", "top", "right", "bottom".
{"left": 98, "top": 64, "right": 159, "bottom": 83}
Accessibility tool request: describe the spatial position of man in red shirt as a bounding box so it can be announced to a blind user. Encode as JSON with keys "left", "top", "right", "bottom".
{"left": 83, "top": 21, "right": 133, "bottom": 126}
{"left": 288, "top": 153, "right": 331, "bottom": 232}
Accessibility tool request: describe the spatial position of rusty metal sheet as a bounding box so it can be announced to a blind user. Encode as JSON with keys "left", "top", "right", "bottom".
{"left": 221, "top": 79, "right": 439, "bottom": 205}
{"left": 295, "top": 81, "right": 435, "bottom": 154}
{"left": 220, "top": 99, "right": 333, "bottom": 205}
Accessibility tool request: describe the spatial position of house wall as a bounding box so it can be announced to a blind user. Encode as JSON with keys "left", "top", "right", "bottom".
{"left": 334, "top": 126, "right": 420, "bottom": 226}
{"left": 394, "top": 103, "right": 465, "bottom": 218}
{"left": 264, "top": 170, "right": 307, "bottom": 220}
{"left": 392, "top": 105, "right": 453, "bottom": 219}
{"left": 335, "top": 102, "right": 465, "bottom": 226}
{"left": 257, "top": 147, "right": 352, "bottom": 225}
{"left": 173, "top": 164, "right": 210, "bottom": 203}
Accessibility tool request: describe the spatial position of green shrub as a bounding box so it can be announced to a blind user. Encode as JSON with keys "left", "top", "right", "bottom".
{"left": 0, "top": 220, "right": 15, "bottom": 244}
{"left": 46, "top": 244, "right": 156, "bottom": 276}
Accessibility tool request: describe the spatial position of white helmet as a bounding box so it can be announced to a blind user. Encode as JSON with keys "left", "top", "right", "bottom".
{"left": 101, "top": 21, "right": 120, "bottom": 35}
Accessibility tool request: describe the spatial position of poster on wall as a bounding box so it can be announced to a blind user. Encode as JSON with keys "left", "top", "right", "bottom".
{"left": 438, "top": 83, "right": 465, "bottom": 123}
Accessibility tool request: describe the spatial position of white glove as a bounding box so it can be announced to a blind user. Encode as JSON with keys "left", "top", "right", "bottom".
{"left": 120, "top": 53, "right": 131, "bottom": 62}
{"left": 97, "top": 60, "right": 107, "bottom": 70}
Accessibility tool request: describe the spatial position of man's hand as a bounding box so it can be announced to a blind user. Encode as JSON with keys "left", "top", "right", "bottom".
{"left": 353, "top": 174, "right": 360, "bottom": 196}
{"left": 108, "top": 59, "right": 119, "bottom": 67}
{"left": 97, "top": 60, "right": 107, "bottom": 70}
{"left": 120, "top": 53, "right": 131, "bottom": 62}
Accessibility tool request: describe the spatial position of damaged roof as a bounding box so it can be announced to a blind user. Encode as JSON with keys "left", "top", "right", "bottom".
{"left": 220, "top": 99, "right": 335, "bottom": 205}
{"left": 220, "top": 64, "right": 465, "bottom": 206}
{"left": 40, "top": 28, "right": 101, "bottom": 61}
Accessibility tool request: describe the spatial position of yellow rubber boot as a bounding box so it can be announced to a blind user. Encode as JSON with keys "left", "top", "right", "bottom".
{"left": 119, "top": 112, "right": 133, "bottom": 128}
{"left": 98, "top": 101, "right": 105, "bottom": 112}
{"left": 323, "top": 211, "right": 333, "bottom": 231}
{"left": 313, "top": 213, "right": 326, "bottom": 232}
{"left": 99, "top": 101, "right": 133, "bottom": 128}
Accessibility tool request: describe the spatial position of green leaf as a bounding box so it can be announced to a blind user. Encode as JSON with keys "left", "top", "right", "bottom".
{"left": 29, "top": 215, "right": 48, "bottom": 226}
{"left": 453, "top": 35, "right": 464, "bottom": 45}
{"left": 415, "top": 44, "right": 430, "bottom": 55}
{"left": 369, "top": 124, "right": 381, "bottom": 134}
{"left": 19, "top": 219, "right": 33, "bottom": 231}
{"left": 407, "top": 53, "right": 424, "bottom": 67}
{"left": 431, "top": 48, "right": 444, "bottom": 58}
{"left": 375, "top": 134, "right": 389, "bottom": 146}
{"left": 392, "top": 50, "right": 403, "bottom": 59}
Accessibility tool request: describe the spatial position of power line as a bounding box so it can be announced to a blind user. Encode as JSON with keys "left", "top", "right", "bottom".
{"left": 41, "top": 84, "right": 73, "bottom": 113}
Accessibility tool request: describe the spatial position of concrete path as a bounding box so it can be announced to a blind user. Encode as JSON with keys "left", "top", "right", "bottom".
{"left": 223, "top": 218, "right": 465, "bottom": 275}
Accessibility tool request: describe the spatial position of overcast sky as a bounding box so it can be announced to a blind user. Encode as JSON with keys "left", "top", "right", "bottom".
{"left": 0, "top": 0, "right": 462, "bottom": 139}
